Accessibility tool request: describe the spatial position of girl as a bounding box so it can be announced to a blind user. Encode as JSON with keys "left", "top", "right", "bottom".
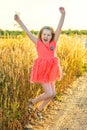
{"left": 14, "top": 7, "right": 65, "bottom": 118}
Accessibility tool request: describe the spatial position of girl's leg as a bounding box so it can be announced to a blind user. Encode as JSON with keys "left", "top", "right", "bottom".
{"left": 37, "top": 98, "right": 52, "bottom": 111}
{"left": 32, "top": 83, "right": 53, "bottom": 105}
{"left": 51, "top": 81, "right": 56, "bottom": 96}
{"left": 37, "top": 82, "right": 56, "bottom": 111}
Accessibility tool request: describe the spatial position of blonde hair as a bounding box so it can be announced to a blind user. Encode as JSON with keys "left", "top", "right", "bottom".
{"left": 38, "top": 26, "right": 55, "bottom": 42}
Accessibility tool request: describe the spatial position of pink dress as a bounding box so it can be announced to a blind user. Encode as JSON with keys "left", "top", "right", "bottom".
{"left": 30, "top": 39, "right": 62, "bottom": 83}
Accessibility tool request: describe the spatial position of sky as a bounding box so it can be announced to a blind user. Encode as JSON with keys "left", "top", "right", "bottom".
{"left": 0, "top": 0, "right": 87, "bottom": 31}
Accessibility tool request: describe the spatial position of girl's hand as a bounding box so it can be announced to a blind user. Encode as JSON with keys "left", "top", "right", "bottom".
{"left": 14, "top": 14, "right": 20, "bottom": 21}
{"left": 59, "top": 7, "right": 65, "bottom": 15}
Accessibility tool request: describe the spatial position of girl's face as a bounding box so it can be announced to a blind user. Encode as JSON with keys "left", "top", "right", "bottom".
{"left": 41, "top": 29, "right": 52, "bottom": 44}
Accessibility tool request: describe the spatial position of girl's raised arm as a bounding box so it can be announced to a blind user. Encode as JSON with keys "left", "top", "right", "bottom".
{"left": 14, "top": 14, "right": 37, "bottom": 45}
{"left": 54, "top": 7, "right": 65, "bottom": 43}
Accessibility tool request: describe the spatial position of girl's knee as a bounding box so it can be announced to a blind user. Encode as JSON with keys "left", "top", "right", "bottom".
{"left": 47, "top": 91, "right": 56, "bottom": 98}
{"left": 47, "top": 91, "right": 53, "bottom": 98}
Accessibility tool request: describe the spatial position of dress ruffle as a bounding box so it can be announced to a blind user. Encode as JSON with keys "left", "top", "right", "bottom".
{"left": 30, "top": 57, "right": 62, "bottom": 83}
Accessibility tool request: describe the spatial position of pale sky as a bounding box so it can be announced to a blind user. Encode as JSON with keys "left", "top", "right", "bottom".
{"left": 0, "top": 0, "right": 87, "bottom": 31}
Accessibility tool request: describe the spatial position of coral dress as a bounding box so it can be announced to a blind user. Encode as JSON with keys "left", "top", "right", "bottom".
{"left": 30, "top": 39, "right": 62, "bottom": 83}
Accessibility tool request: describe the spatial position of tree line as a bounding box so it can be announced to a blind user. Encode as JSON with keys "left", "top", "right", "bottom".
{"left": 0, "top": 29, "right": 87, "bottom": 38}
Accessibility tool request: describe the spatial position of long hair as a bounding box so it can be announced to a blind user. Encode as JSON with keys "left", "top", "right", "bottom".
{"left": 38, "top": 26, "right": 55, "bottom": 42}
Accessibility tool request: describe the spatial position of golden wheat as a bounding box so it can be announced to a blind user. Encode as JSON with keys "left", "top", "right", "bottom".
{"left": 0, "top": 35, "right": 87, "bottom": 129}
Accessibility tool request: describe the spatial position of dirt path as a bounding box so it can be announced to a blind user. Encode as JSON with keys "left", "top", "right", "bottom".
{"left": 33, "top": 73, "right": 87, "bottom": 130}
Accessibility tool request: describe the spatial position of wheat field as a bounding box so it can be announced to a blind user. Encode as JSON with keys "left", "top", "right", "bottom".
{"left": 0, "top": 35, "right": 87, "bottom": 129}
